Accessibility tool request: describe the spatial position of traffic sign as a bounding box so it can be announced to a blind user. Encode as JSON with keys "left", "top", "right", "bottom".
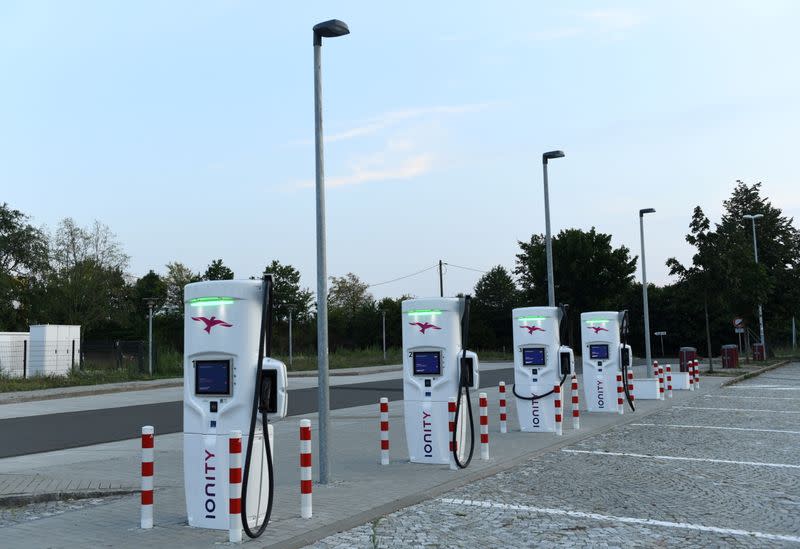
{"left": 735, "top": 327, "right": 745, "bottom": 334}
{"left": 654, "top": 331, "right": 667, "bottom": 336}
{"left": 733, "top": 318, "right": 745, "bottom": 328}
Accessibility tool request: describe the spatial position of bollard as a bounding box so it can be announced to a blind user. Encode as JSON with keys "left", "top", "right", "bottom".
{"left": 627, "top": 368, "right": 635, "bottom": 404}
{"left": 616, "top": 374, "right": 624, "bottom": 414}
{"left": 300, "top": 419, "right": 312, "bottom": 519}
{"left": 140, "top": 425, "right": 154, "bottom": 529}
{"left": 554, "top": 385, "right": 563, "bottom": 436}
{"left": 666, "top": 364, "right": 673, "bottom": 398}
{"left": 379, "top": 397, "right": 389, "bottom": 466}
{"left": 498, "top": 382, "right": 508, "bottom": 434}
{"left": 653, "top": 360, "right": 659, "bottom": 379}
{"left": 448, "top": 397, "right": 458, "bottom": 470}
{"left": 228, "top": 430, "right": 243, "bottom": 543}
{"left": 694, "top": 359, "right": 701, "bottom": 389}
{"left": 479, "top": 392, "right": 489, "bottom": 460}
{"left": 658, "top": 365, "right": 665, "bottom": 400}
{"left": 571, "top": 374, "right": 580, "bottom": 430}
{"left": 689, "top": 362, "right": 695, "bottom": 391}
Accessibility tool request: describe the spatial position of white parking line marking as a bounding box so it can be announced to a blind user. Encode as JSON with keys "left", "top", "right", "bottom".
{"left": 729, "top": 386, "right": 800, "bottom": 390}
{"left": 632, "top": 423, "right": 800, "bottom": 435}
{"left": 561, "top": 448, "right": 800, "bottom": 469}
{"left": 440, "top": 498, "right": 800, "bottom": 544}
{"left": 706, "top": 395, "right": 798, "bottom": 401}
{"left": 674, "top": 406, "right": 800, "bottom": 414}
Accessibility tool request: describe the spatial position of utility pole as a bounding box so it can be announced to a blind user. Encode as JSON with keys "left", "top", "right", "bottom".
{"left": 438, "top": 260, "right": 444, "bottom": 297}
{"left": 287, "top": 306, "right": 295, "bottom": 368}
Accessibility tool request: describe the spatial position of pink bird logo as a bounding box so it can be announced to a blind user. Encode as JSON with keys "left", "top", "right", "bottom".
{"left": 192, "top": 316, "right": 233, "bottom": 334}
{"left": 521, "top": 325, "right": 546, "bottom": 334}
{"left": 589, "top": 326, "right": 608, "bottom": 334}
{"left": 409, "top": 322, "right": 441, "bottom": 334}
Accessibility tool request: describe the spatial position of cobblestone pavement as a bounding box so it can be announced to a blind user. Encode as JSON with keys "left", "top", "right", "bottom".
{"left": 310, "top": 363, "right": 800, "bottom": 548}
{"left": 0, "top": 496, "right": 126, "bottom": 528}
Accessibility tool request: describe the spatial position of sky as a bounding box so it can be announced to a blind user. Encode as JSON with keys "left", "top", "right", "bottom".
{"left": 2, "top": 1, "right": 799, "bottom": 301}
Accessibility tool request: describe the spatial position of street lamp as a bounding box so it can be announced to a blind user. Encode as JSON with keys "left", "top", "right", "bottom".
{"left": 639, "top": 208, "right": 656, "bottom": 374}
{"left": 743, "top": 213, "right": 766, "bottom": 348}
{"left": 313, "top": 18, "right": 349, "bottom": 486}
{"left": 287, "top": 305, "right": 296, "bottom": 369}
{"left": 542, "top": 150, "right": 565, "bottom": 307}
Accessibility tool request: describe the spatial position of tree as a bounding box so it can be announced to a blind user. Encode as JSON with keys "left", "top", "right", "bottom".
{"left": 515, "top": 227, "right": 637, "bottom": 312}
{"left": 39, "top": 219, "right": 131, "bottom": 336}
{"left": 328, "top": 273, "right": 373, "bottom": 313}
{"left": 0, "top": 203, "right": 49, "bottom": 330}
{"left": 163, "top": 262, "right": 200, "bottom": 316}
{"left": 471, "top": 266, "right": 520, "bottom": 350}
{"left": 203, "top": 259, "right": 234, "bottom": 281}
{"left": 259, "top": 260, "right": 314, "bottom": 322}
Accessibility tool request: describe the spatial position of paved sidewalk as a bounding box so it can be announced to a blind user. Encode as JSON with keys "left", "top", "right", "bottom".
{"left": 0, "top": 368, "right": 725, "bottom": 548}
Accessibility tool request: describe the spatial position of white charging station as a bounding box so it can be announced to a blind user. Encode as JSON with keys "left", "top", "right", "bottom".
{"left": 402, "top": 298, "right": 479, "bottom": 465}
{"left": 512, "top": 307, "right": 574, "bottom": 432}
{"left": 183, "top": 280, "right": 287, "bottom": 531}
{"left": 581, "top": 311, "right": 630, "bottom": 413}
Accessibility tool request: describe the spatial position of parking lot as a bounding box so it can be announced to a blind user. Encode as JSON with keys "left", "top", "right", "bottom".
{"left": 311, "top": 362, "right": 800, "bottom": 548}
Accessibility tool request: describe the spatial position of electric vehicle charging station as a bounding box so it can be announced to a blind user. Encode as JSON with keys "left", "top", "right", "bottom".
{"left": 183, "top": 279, "right": 287, "bottom": 537}
{"left": 512, "top": 306, "right": 574, "bottom": 432}
{"left": 402, "top": 297, "right": 479, "bottom": 467}
{"left": 581, "top": 311, "right": 634, "bottom": 413}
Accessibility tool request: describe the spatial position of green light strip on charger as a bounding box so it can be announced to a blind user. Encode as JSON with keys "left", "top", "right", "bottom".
{"left": 517, "top": 316, "right": 547, "bottom": 321}
{"left": 190, "top": 297, "right": 236, "bottom": 307}
{"left": 405, "top": 309, "right": 442, "bottom": 315}
{"left": 584, "top": 319, "right": 611, "bottom": 324}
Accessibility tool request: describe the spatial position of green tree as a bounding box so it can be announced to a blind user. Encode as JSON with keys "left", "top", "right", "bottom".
{"left": 515, "top": 227, "right": 637, "bottom": 312}
{"left": 163, "top": 262, "right": 201, "bottom": 316}
{"left": 203, "top": 259, "right": 234, "bottom": 281}
{"left": 329, "top": 272, "right": 373, "bottom": 313}
{"left": 259, "top": 260, "right": 314, "bottom": 322}
{"left": 0, "top": 204, "right": 49, "bottom": 330}
{"left": 471, "top": 266, "right": 520, "bottom": 350}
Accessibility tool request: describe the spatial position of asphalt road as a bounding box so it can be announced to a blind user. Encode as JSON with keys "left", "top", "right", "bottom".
{"left": 0, "top": 368, "right": 514, "bottom": 458}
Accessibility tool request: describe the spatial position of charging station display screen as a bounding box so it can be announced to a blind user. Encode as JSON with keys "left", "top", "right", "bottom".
{"left": 589, "top": 344, "right": 610, "bottom": 360}
{"left": 413, "top": 352, "right": 441, "bottom": 375}
{"left": 195, "top": 360, "right": 231, "bottom": 395}
{"left": 522, "top": 348, "right": 546, "bottom": 366}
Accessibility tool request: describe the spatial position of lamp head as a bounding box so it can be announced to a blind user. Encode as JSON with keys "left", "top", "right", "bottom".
{"left": 542, "top": 150, "right": 565, "bottom": 164}
{"left": 639, "top": 208, "right": 656, "bottom": 217}
{"left": 313, "top": 19, "right": 350, "bottom": 45}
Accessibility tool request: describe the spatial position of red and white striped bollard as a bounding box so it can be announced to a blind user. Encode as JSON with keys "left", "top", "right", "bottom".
{"left": 448, "top": 397, "right": 458, "bottom": 470}
{"left": 571, "top": 374, "right": 580, "bottom": 430}
{"left": 229, "top": 430, "right": 243, "bottom": 543}
{"left": 498, "top": 382, "right": 508, "bottom": 434}
{"left": 616, "top": 374, "right": 624, "bottom": 414}
{"left": 658, "top": 365, "right": 665, "bottom": 400}
{"left": 479, "top": 392, "right": 489, "bottom": 460}
{"left": 379, "top": 397, "right": 389, "bottom": 465}
{"left": 554, "top": 384, "right": 563, "bottom": 436}
{"left": 694, "top": 359, "right": 701, "bottom": 389}
{"left": 666, "top": 364, "right": 673, "bottom": 398}
{"left": 140, "top": 425, "right": 154, "bottom": 529}
{"left": 688, "top": 361, "right": 695, "bottom": 391}
{"left": 627, "top": 368, "right": 635, "bottom": 404}
{"left": 300, "top": 419, "right": 312, "bottom": 518}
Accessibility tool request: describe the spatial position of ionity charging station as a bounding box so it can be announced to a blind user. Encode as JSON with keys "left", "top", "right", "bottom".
{"left": 183, "top": 278, "right": 287, "bottom": 538}
{"left": 402, "top": 297, "right": 479, "bottom": 468}
{"left": 581, "top": 310, "right": 634, "bottom": 413}
{"left": 512, "top": 306, "right": 574, "bottom": 432}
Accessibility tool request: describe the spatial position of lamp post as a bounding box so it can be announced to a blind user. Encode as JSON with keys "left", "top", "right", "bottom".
{"left": 287, "top": 306, "right": 295, "bottom": 369}
{"left": 381, "top": 309, "right": 387, "bottom": 362}
{"left": 639, "top": 208, "right": 656, "bottom": 374}
{"left": 143, "top": 298, "right": 158, "bottom": 376}
{"left": 542, "top": 150, "right": 565, "bottom": 307}
{"left": 313, "top": 18, "right": 349, "bottom": 485}
{"left": 743, "top": 213, "right": 766, "bottom": 348}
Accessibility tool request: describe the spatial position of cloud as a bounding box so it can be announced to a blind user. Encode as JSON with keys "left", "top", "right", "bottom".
{"left": 292, "top": 138, "right": 435, "bottom": 190}
{"left": 293, "top": 102, "right": 493, "bottom": 145}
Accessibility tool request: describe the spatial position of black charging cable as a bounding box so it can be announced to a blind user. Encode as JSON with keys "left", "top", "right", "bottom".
{"left": 241, "top": 275, "right": 276, "bottom": 538}
{"left": 619, "top": 309, "right": 635, "bottom": 412}
{"left": 452, "top": 296, "right": 476, "bottom": 469}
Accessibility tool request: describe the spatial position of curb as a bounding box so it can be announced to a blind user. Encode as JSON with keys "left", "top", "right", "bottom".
{"left": 0, "top": 488, "right": 138, "bottom": 508}
{"left": 720, "top": 360, "right": 790, "bottom": 387}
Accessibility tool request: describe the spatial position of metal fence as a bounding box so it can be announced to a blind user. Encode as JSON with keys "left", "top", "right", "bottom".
{"left": 82, "top": 340, "right": 148, "bottom": 373}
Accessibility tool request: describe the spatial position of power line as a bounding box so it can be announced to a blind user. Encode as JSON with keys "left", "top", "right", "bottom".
{"left": 444, "top": 262, "right": 489, "bottom": 274}
{"left": 367, "top": 264, "right": 439, "bottom": 288}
